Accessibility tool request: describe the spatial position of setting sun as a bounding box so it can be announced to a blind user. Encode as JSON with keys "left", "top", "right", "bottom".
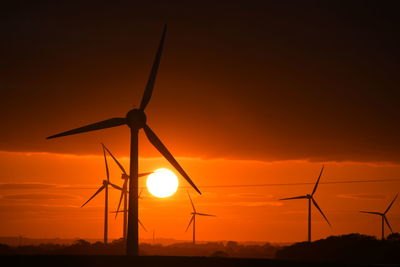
{"left": 146, "top": 168, "right": 179, "bottom": 198}
{"left": 3, "top": 2, "right": 400, "bottom": 264}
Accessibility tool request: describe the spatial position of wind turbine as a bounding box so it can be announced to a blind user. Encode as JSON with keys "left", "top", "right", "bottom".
{"left": 46, "top": 24, "right": 201, "bottom": 255}
{"left": 102, "top": 143, "right": 152, "bottom": 239}
{"left": 280, "top": 166, "right": 331, "bottom": 242}
{"left": 80, "top": 145, "right": 122, "bottom": 244}
{"left": 111, "top": 209, "right": 148, "bottom": 233}
{"left": 360, "top": 193, "right": 398, "bottom": 240}
{"left": 185, "top": 191, "right": 215, "bottom": 244}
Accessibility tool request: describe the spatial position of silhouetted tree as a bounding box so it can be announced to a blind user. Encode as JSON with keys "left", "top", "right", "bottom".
{"left": 0, "top": 239, "right": 276, "bottom": 258}
{"left": 276, "top": 234, "right": 400, "bottom": 264}
{"left": 387, "top": 232, "right": 400, "bottom": 241}
{"left": 210, "top": 250, "right": 229, "bottom": 257}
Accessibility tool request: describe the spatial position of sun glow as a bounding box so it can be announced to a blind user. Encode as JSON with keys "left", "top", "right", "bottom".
{"left": 146, "top": 168, "right": 179, "bottom": 198}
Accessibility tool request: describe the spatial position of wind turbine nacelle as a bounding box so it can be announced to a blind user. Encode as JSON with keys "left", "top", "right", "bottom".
{"left": 103, "top": 180, "right": 108, "bottom": 186}
{"left": 126, "top": 109, "right": 147, "bottom": 129}
{"left": 122, "top": 173, "right": 130, "bottom": 180}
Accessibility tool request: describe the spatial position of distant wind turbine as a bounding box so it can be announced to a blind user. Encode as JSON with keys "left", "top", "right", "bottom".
{"left": 81, "top": 145, "right": 122, "bottom": 244}
{"left": 46, "top": 25, "right": 201, "bottom": 255}
{"left": 280, "top": 166, "right": 331, "bottom": 242}
{"left": 102, "top": 143, "right": 152, "bottom": 239}
{"left": 360, "top": 193, "right": 398, "bottom": 240}
{"left": 185, "top": 191, "right": 215, "bottom": 244}
{"left": 111, "top": 210, "right": 147, "bottom": 233}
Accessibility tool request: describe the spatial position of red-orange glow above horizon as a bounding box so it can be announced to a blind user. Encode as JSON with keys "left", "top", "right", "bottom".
{"left": 0, "top": 151, "right": 399, "bottom": 243}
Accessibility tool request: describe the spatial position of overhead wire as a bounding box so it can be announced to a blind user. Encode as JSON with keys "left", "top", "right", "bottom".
{"left": 28, "top": 178, "right": 400, "bottom": 190}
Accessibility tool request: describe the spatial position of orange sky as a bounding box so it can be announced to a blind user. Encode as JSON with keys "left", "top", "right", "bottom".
{"left": 0, "top": 150, "right": 399, "bottom": 243}
{"left": 2, "top": 2, "right": 400, "bottom": 244}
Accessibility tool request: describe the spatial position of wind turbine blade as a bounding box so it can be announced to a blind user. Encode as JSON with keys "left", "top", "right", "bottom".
{"left": 359, "top": 211, "right": 382, "bottom": 216}
{"left": 185, "top": 215, "right": 194, "bottom": 233}
{"left": 109, "top": 182, "right": 122, "bottom": 191}
{"left": 311, "top": 197, "right": 331, "bottom": 226}
{"left": 81, "top": 185, "right": 105, "bottom": 207}
{"left": 138, "top": 219, "right": 148, "bottom": 232}
{"left": 280, "top": 195, "right": 308, "bottom": 200}
{"left": 311, "top": 165, "right": 324, "bottom": 196}
{"left": 46, "top": 118, "right": 126, "bottom": 139}
{"left": 144, "top": 125, "right": 201, "bottom": 194}
{"left": 196, "top": 213, "right": 216, "bottom": 217}
{"left": 384, "top": 193, "right": 398, "bottom": 214}
{"left": 138, "top": 172, "right": 153, "bottom": 177}
{"left": 115, "top": 194, "right": 124, "bottom": 219}
{"left": 139, "top": 188, "right": 143, "bottom": 199}
{"left": 103, "top": 145, "right": 110, "bottom": 182}
{"left": 139, "top": 24, "right": 167, "bottom": 111}
{"left": 111, "top": 210, "right": 127, "bottom": 213}
{"left": 187, "top": 191, "right": 196, "bottom": 213}
{"left": 102, "top": 143, "right": 127, "bottom": 176}
{"left": 383, "top": 215, "right": 393, "bottom": 233}
{"left": 115, "top": 180, "right": 127, "bottom": 218}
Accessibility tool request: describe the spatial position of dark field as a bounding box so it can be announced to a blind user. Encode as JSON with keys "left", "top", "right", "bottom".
{"left": 2, "top": 234, "right": 400, "bottom": 266}
{"left": 0, "top": 255, "right": 370, "bottom": 267}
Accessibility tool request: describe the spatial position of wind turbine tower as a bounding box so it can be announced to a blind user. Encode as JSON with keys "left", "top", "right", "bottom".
{"left": 280, "top": 166, "right": 331, "bottom": 242}
{"left": 360, "top": 193, "right": 398, "bottom": 240}
{"left": 47, "top": 25, "right": 201, "bottom": 255}
{"left": 185, "top": 191, "right": 215, "bottom": 244}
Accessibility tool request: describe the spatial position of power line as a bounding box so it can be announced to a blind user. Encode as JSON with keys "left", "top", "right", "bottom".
{"left": 9, "top": 178, "right": 399, "bottom": 190}
{"left": 181, "top": 178, "right": 400, "bottom": 189}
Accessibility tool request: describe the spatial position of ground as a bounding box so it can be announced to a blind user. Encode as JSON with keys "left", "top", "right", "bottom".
{"left": 1, "top": 255, "right": 373, "bottom": 267}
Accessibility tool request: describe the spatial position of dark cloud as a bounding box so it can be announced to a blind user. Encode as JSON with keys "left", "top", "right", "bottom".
{"left": 0, "top": 183, "right": 56, "bottom": 190}
{"left": 0, "top": 203, "right": 82, "bottom": 214}
{"left": 337, "top": 194, "right": 387, "bottom": 200}
{"left": 203, "top": 201, "right": 283, "bottom": 207}
{"left": 2, "top": 193, "right": 77, "bottom": 200}
{"left": 226, "top": 193, "right": 273, "bottom": 199}
{"left": 1, "top": 1, "right": 400, "bottom": 162}
{"left": 0, "top": 182, "right": 104, "bottom": 191}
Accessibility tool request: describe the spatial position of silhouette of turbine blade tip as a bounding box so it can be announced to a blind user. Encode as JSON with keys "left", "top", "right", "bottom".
{"left": 311, "top": 198, "right": 330, "bottom": 226}
{"left": 311, "top": 166, "right": 325, "bottom": 196}
{"left": 280, "top": 196, "right": 307, "bottom": 200}
{"left": 144, "top": 125, "right": 201, "bottom": 194}
{"left": 197, "top": 213, "right": 216, "bottom": 217}
{"left": 359, "top": 211, "right": 381, "bottom": 215}
{"left": 384, "top": 193, "right": 399, "bottom": 214}
{"left": 46, "top": 118, "right": 126, "bottom": 139}
{"left": 139, "top": 25, "right": 168, "bottom": 111}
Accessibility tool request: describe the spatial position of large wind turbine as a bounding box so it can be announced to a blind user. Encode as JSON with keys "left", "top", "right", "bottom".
{"left": 185, "top": 191, "right": 215, "bottom": 244}
{"left": 81, "top": 145, "right": 122, "bottom": 244}
{"left": 360, "top": 193, "right": 398, "bottom": 240}
{"left": 47, "top": 25, "right": 201, "bottom": 255}
{"left": 280, "top": 166, "right": 331, "bottom": 242}
{"left": 102, "top": 143, "right": 152, "bottom": 239}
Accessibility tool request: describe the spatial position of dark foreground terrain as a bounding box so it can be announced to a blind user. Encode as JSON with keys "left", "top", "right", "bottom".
{"left": 276, "top": 233, "right": 400, "bottom": 264}
{"left": 2, "top": 234, "right": 400, "bottom": 266}
{"left": 0, "top": 255, "right": 374, "bottom": 267}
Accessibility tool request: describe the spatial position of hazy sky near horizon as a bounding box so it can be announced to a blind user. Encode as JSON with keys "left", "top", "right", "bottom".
{"left": 1, "top": 1, "right": 400, "bottom": 242}
{"left": 0, "top": 150, "right": 399, "bottom": 242}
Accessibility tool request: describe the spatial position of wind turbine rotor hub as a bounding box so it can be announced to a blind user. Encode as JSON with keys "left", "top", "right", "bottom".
{"left": 103, "top": 180, "right": 108, "bottom": 186}
{"left": 121, "top": 173, "right": 129, "bottom": 180}
{"left": 126, "top": 109, "right": 147, "bottom": 129}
